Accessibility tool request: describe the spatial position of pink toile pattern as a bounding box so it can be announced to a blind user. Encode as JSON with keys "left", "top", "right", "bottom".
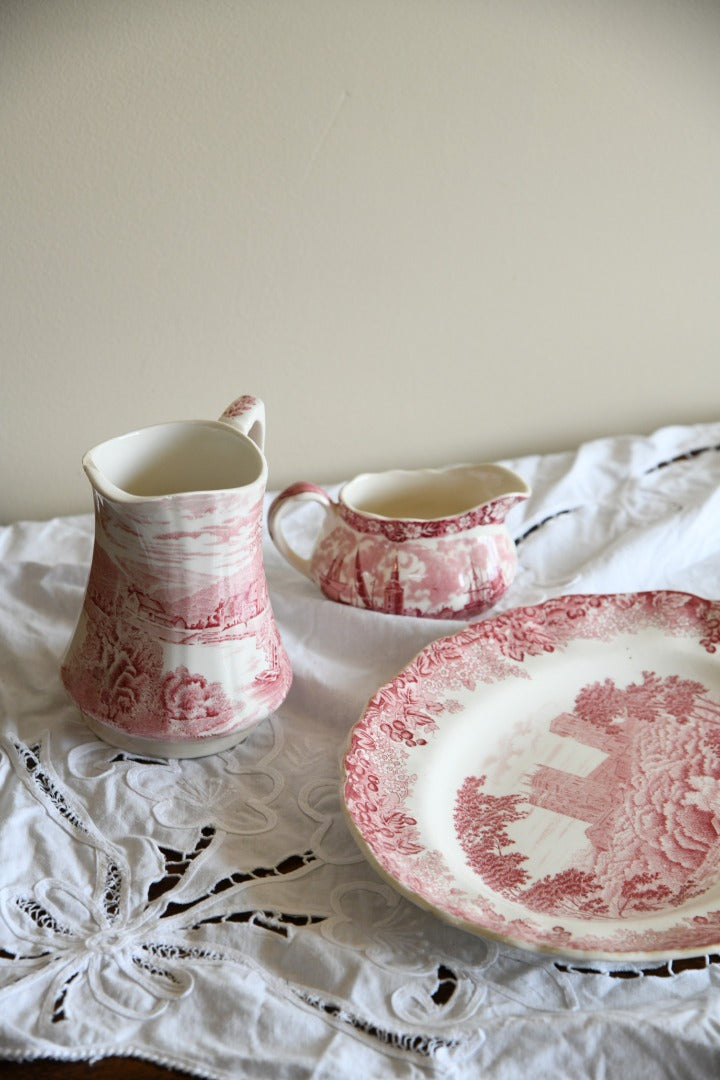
{"left": 268, "top": 467, "right": 530, "bottom": 619}
{"left": 312, "top": 518, "right": 517, "bottom": 619}
{"left": 62, "top": 486, "right": 291, "bottom": 748}
{"left": 455, "top": 672, "right": 720, "bottom": 917}
{"left": 343, "top": 590, "right": 720, "bottom": 959}
{"left": 340, "top": 496, "right": 523, "bottom": 539}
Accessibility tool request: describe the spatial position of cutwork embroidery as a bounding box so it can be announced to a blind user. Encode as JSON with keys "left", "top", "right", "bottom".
{"left": 291, "top": 988, "right": 463, "bottom": 1060}
{"left": 298, "top": 778, "right": 365, "bottom": 865}
{"left": 1, "top": 728, "right": 715, "bottom": 1067}
{"left": 0, "top": 736, "right": 481, "bottom": 1062}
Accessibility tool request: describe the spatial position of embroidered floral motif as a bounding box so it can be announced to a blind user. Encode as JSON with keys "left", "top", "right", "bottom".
{"left": 0, "top": 736, "right": 309, "bottom": 1037}
{"left": 126, "top": 754, "right": 283, "bottom": 837}
{"left": 0, "top": 877, "right": 200, "bottom": 1023}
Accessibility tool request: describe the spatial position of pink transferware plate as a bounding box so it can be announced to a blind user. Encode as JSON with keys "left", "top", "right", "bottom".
{"left": 342, "top": 591, "right": 720, "bottom": 962}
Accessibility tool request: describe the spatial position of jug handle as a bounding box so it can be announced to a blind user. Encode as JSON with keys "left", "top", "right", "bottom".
{"left": 219, "top": 396, "right": 265, "bottom": 452}
{"left": 268, "top": 482, "right": 334, "bottom": 581}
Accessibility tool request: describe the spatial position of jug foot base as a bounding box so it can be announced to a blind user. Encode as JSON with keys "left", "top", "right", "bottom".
{"left": 82, "top": 713, "right": 254, "bottom": 759}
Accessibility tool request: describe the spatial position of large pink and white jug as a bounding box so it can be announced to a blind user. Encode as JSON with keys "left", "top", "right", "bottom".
{"left": 61, "top": 396, "right": 291, "bottom": 758}
{"left": 268, "top": 464, "right": 530, "bottom": 619}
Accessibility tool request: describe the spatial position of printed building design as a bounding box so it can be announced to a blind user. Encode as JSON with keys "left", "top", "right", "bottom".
{"left": 318, "top": 548, "right": 498, "bottom": 617}
{"left": 319, "top": 551, "right": 405, "bottom": 613}
{"left": 528, "top": 712, "right": 631, "bottom": 852}
{"left": 381, "top": 556, "right": 404, "bottom": 615}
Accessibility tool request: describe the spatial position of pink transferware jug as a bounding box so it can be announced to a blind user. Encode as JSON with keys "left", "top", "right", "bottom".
{"left": 61, "top": 396, "right": 291, "bottom": 758}
{"left": 268, "top": 463, "right": 530, "bottom": 619}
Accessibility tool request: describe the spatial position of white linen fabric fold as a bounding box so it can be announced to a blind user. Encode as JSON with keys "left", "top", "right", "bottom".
{"left": 1, "top": 422, "right": 720, "bottom": 1079}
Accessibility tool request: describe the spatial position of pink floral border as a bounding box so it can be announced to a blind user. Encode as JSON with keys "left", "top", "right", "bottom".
{"left": 339, "top": 495, "right": 521, "bottom": 540}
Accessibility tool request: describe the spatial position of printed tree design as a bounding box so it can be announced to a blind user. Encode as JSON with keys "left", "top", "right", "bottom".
{"left": 453, "top": 777, "right": 530, "bottom": 892}
{"left": 521, "top": 868, "right": 605, "bottom": 917}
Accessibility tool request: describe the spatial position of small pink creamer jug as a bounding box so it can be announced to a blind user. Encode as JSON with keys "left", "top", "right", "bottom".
{"left": 268, "top": 463, "right": 530, "bottom": 619}
{"left": 61, "top": 396, "right": 292, "bottom": 758}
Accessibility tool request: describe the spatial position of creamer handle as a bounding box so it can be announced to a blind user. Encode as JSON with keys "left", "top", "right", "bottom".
{"left": 219, "top": 395, "right": 265, "bottom": 452}
{"left": 267, "top": 482, "right": 334, "bottom": 581}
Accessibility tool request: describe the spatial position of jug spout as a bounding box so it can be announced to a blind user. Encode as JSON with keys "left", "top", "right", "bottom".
{"left": 484, "top": 486, "right": 531, "bottom": 525}
{"left": 464, "top": 464, "right": 530, "bottom": 524}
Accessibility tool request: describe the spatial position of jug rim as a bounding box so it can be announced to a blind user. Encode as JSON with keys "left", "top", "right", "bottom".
{"left": 83, "top": 418, "right": 267, "bottom": 504}
{"left": 338, "top": 463, "right": 530, "bottom": 524}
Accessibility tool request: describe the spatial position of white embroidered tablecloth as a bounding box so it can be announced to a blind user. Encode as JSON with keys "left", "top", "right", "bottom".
{"left": 1, "top": 422, "right": 720, "bottom": 1078}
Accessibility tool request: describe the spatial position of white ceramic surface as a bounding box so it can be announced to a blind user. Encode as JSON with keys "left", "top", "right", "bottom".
{"left": 343, "top": 590, "right": 720, "bottom": 961}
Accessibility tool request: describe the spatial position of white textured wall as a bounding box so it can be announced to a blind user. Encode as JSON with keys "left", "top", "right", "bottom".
{"left": 2, "top": 0, "right": 719, "bottom": 523}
